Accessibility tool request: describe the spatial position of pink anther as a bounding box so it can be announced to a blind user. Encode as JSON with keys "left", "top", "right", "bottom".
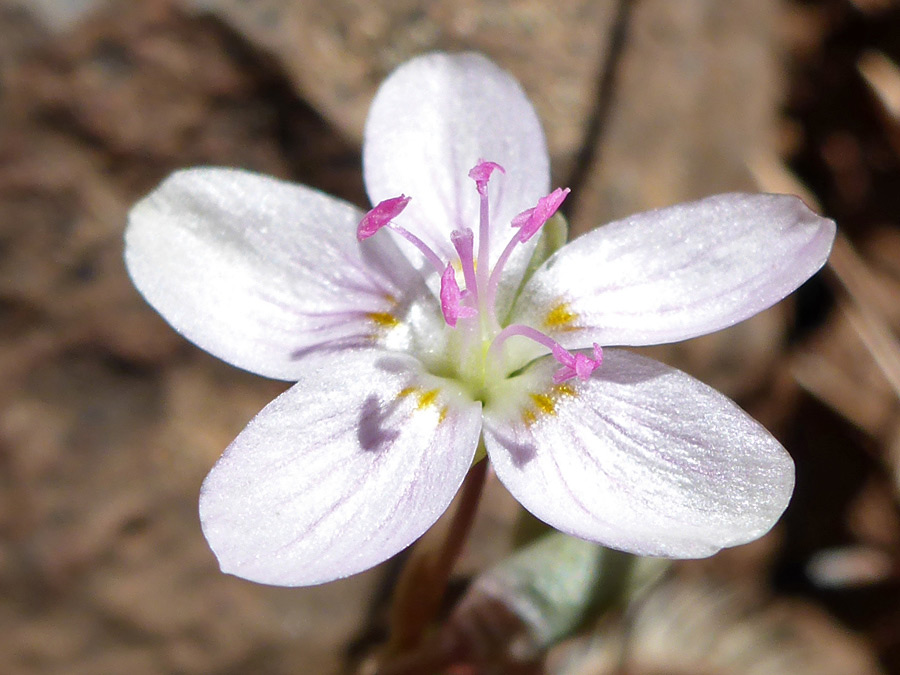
{"left": 511, "top": 188, "right": 570, "bottom": 243}
{"left": 551, "top": 342, "right": 603, "bottom": 384}
{"left": 451, "top": 228, "right": 478, "bottom": 303}
{"left": 440, "top": 264, "right": 476, "bottom": 327}
{"left": 358, "top": 195, "right": 411, "bottom": 240}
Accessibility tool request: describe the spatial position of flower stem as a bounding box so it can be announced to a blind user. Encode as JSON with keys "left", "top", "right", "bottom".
{"left": 380, "top": 454, "right": 489, "bottom": 661}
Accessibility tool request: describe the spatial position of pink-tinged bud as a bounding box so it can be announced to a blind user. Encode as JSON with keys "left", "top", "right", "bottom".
{"left": 357, "top": 195, "right": 411, "bottom": 240}
{"left": 440, "top": 264, "right": 476, "bottom": 327}
{"left": 511, "top": 187, "right": 570, "bottom": 242}
{"left": 468, "top": 160, "right": 506, "bottom": 197}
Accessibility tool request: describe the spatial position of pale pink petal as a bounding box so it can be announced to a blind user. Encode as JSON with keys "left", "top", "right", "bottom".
{"left": 125, "top": 168, "right": 436, "bottom": 380}
{"left": 200, "top": 348, "right": 483, "bottom": 586}
{"left": 510, "top": 193, "right": 836, "bottom": 348}
{"left": 482, "top": 349, "right": 794, "bottom": 558}
{"left": 363, "top": 53, "right": 549, "bottom": 270}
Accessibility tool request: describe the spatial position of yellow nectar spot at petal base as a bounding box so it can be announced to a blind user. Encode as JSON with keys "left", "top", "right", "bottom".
{"left": 523, "top": 383, "right": 578, "bottom": 427}
{"left": 552, "top": 383, "right": 576, "bottom": 398}
{"left": 367, "top": 312, "right": 400, "bottom": 328}
{"left": 522, "top": 409, "right": 538, "bottom": 427}
{"left": 417, "top": 389, "right": 440, "bottom": 409}
{"left": 529, "top": 392, "right": 556, "bottom": 416}
{"left": 543, "top": 302, "right": 578, "bottom": 331}
{"left": 438, "top": 406, "right": 449, "bottom": 424}
{"left": 397, "top": 386, "right": 417, "bottom": 399}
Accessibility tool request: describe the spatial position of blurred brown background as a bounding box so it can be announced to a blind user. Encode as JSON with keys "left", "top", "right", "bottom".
{"left": 1, "top": 0, "right": 899, "bottom": 673}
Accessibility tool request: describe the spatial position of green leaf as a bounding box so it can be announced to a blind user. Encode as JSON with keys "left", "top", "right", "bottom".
{"left": 456, "top": 531, "right": 669, "bottom": 654}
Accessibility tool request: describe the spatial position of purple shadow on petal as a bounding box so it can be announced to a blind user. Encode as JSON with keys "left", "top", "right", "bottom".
{"left": 485, "top": 427, "right": 537, "bottom": 468}
{"left": 358, "top": 394, "right": 401, "bottom": 452}
{"left": 290, "top": 337, "right": 380, "bottom": 361}
{"left": 373, "top": 355, "right": 416, "bottom": 375}
{"left": 595, "top": 355, "right": 667, "bottom": 386}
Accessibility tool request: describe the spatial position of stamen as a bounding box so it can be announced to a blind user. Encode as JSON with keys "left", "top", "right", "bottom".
{"left": 440, "top": 264, "right": 476, "bottom": 327}
{"left": 451, "top": 228, "right": 478, "bottom": 303}
{"left": 551, "top": 342, "right": 603, "bottom": 384}
{"left": 358, "top": 195, "right": 410, "bottom": 240}
{"left": 468, "top": 160, "right": 505, "bottom": 296}
{"left": 484, "top": 187, "right": 570, "bottom": 314}
{"left": 491, "top": 323, "right": 559, "bottom": 357}
{"left": 387, "top": 224, "right": 446, "bottom": 274}
{"left": 358, "top": 195, "right": 445, "bottom": 273}
{"left": 490, "top": 324, "right": 602, "bottom": 383}
{"left": 511, "top": 188, "right": 570, "bottom": 243}
{"left": 363, "top": 172, "right": 592, "bottom": 390}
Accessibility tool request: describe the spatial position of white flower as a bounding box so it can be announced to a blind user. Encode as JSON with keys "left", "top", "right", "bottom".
{"left": 125, "top": 53, "right": 836, "bottom": 586}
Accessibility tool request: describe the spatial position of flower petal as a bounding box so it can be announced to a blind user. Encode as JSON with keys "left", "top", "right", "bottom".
{"left": 482, "top": 349, "right": 794, "bottom": 558}
{"left": 510, "top": 193, "right": 836, "bottom": 348}
{"left": 125, "top": 167, "right": 434, "bottom": 380}
{"left": 199, "top": 348, "right": 483, "bottom": 586}
{"left": 363, "top": 52, "right": 550, "bottom": 268}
